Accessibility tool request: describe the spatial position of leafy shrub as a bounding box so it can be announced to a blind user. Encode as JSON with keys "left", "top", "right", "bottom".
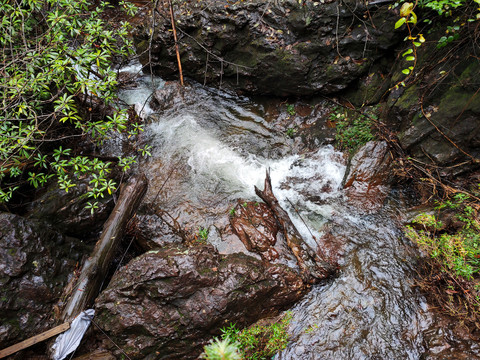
{"left": 406, "top": 193, "right": 480, "bottom": 280}
{"left": 0, "top": 0, "right": 142, "bottom": 205}
{"left": 405, "top": 191, "right": 480, "bottom": 327}
{"left": 332, "top": 106, "right": 376, "bottom": 152}
{"left": 217, "top": 313, "right": 292, "bottom": 360}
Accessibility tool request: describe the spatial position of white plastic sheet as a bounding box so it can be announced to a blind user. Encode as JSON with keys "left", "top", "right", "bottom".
{"left": 51, "top": 309, "right": 95, "bottom": 360}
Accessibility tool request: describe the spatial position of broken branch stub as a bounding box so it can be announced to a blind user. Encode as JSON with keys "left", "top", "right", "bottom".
{"left": 254, "top": 171, "right": 336, "bottom": 283}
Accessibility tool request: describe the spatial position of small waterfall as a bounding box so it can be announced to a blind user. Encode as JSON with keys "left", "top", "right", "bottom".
{"left": 119, "top": 67, "right": 477, "bottom": 359}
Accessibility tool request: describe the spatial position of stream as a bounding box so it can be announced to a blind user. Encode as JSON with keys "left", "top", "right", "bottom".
{"left": 115, "top": 63, "right": 480, "bottom": 359}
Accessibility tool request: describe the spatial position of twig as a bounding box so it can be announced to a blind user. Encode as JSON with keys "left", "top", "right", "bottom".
{"left": 168, "top": 0, "right": 184, "bottom": 86}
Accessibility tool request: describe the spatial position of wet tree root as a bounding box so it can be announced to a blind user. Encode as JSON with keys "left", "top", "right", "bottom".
{"left": 255, "top": 170, "right": 337, "bottom": 283}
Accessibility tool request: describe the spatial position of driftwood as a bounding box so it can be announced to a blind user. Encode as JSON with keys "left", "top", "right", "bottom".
{"left": 61, "top": 174, "right": 148, "bottom": 321}
{"left": 255, "top": 171, "right": 336, "bottom": 283}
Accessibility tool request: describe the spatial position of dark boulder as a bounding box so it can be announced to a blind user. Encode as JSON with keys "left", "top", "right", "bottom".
{"left": 95, "top": 244, "right": 306, "bottom": 359}
{"left": 387, "top": 35, "right": 480, "bottom": 176}
{"left": 133, "top": 0, "right": 400, "bottom": 96}
{"left": 0, "top": 212, "right": 88, "bottom": 348}
{"left": 26, "top": 180, "right": 113, "bottom": 238}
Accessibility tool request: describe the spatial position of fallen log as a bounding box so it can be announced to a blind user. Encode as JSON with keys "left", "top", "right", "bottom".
{"left": 60, "top": 174, "right": 148, "bottom": 321}
{"left": 255, "top": 171, "right": 336, "bottom": 283}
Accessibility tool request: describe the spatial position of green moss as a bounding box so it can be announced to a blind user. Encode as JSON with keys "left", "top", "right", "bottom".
{"left": 394, "top": 84, "right": 419, "bottom": 111}
{"left": 438, "top": 89, "right": 480, "bottom": 116}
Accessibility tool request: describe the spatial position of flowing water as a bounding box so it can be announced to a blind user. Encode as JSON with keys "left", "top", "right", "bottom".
{"left": 118, "top": 64, "right": 480, "bottom": 359}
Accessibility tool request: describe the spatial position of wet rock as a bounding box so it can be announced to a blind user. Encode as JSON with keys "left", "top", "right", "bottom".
{"left": 344, "top": 141, "right": 393, "bottom": 211}
{"left": 230, "top": 200, "right": 279, "bottom": 261}
{"left": 26, "top": 180, "right": 113, "bottom": 238}
{"left": 133, "top": 0, "right": 400, "bottom": 96}
{"left": 0, "top": 212, "right": 89, "bottom": 348}
{"left": 132, "top": 213, "right": 184, "bottom": 251}
{"left": 150, "top": 81, "right": 186, "bottom": 113}
{"left": 388, "top": 43, "right": 480, "bottom": 176}
{"left": 95, "top": 244, "right": 306, "bottom": 359}
{"left": 343, "top": 60, "right": 391, "bottom": 107}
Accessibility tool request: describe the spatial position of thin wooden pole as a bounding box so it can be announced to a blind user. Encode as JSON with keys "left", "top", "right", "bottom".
{"left": 0, "top": 322, "right": 70, "bottom": 358}
{"left": 168, "top": 0, "right": 184, "bottom": 86}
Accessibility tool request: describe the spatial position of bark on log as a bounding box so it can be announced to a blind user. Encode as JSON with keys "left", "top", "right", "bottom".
{"left": 61, "top": 174, "right": 148, "bottom": 321}
{"left": 255, "top": 171, "right": 336, "bottom": 283}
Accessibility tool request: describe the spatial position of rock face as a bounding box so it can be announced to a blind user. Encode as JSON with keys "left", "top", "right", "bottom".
{"left": 133, "top": 0, "right": 399, "bottom": 96}
{"left": 344, "top": 141, "right": 392, "bottom": 212}
{"left": 0, "top": 213, "right": 88, "bottom": 348}
{"left": 26, "top": 180, "right": 113, "bottom": 237}
{"left": 387, "top": 38, "right": 480, "bottom": 176}
{"left": 95, "top": 244, "right": 306, "bottom": 359}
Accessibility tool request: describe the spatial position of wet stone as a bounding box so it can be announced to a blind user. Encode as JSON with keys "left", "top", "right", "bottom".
{"left": 0, "top": 212, "right": 88, "bottom": 348}
{"left": 95, "top": 244, "right": 306, "bottom": 359}
{"left": 132, "top": 0, "right": 400, "bottom": 96}
{"left": 343, "top": 141, "right": 393, "bottom": 212}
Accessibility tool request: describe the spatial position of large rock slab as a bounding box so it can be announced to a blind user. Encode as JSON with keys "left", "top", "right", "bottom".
{"left": 26, "top": 180, "right": 113, "bottom": 238}
{"left": 133, "top": 0, "right": 400, "bottom": 96}
{"left": 95, "top": 244, "right": 306, "bottom": 359}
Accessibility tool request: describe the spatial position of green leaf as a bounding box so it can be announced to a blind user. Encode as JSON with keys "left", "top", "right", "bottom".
{"left": 408, "top": 11, "right": 417, "bottom": 25}
{"left": 402, "top": 48, "right": 413, "bottom": 56}
{"left": 406, "top": 56, "right": 415, "bottom": 61}
{"left": 400, "top": 2, "right": 413, "bottom": 17}
{"left": 402, "top": 69, "right": 410, "bottom": 75}
{"left": 395, "top": 17, "right": 406, "bottom": 29}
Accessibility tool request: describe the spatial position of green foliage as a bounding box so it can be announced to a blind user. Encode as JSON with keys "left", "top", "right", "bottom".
{"left": 437, "top": 25, "right": 461, "bottom": 48}
{"left": 216, "top": 313, "right": 292, "bottom": 360}
{"left": 405, "top": 192, "right": 480, "bottom": 280}
{"left": 200, "top": 338, "right": 242, "bottom": 360}
{"left": 419, "top": 0, "right": 467, "bottom": 16}
{"left": 332, "top": 106, "right": 376, "bottom": 152}
{"left": 0, "top": 0, "right": 142, "bottom": 206}
{"left": 198, "top": 227, "right": 209, "bottom": 241}
{"left": 391, "top": 0, "right": 479, "bottom": 88}
{"left": 285, "top": 127, "right": 297, "bottom": 138}
{"left": 286, "top": 104, "right": 296, "bottom": 116}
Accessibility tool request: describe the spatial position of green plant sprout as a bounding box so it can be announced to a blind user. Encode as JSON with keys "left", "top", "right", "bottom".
{"left": 198, "top": 227, "right": 209, "bottom": 241}
{"left": 204, "top": 312, "right": 292, "bottom": 360}
{"left": 286, "top": 127, "right": 297, "bottom": 138}
{"left": 286, "top": 104, "right": 296, "bottom": 116}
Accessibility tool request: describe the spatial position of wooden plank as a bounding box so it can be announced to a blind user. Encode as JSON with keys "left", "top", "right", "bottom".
{"left": 0, "top": 322, "right": 70, "bottom": 358}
